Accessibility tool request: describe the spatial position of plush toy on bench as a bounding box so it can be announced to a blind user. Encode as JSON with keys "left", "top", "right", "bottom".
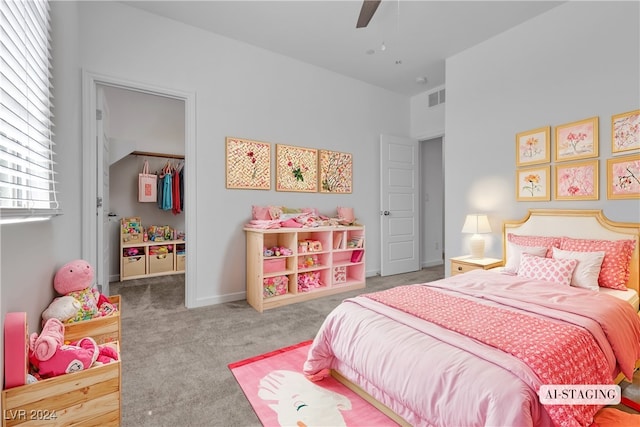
{"left": 41, "top": 296, "right": 81, "bottom": 323}
{"left": 50, "top": 259, "right": 117, "bottom": 323}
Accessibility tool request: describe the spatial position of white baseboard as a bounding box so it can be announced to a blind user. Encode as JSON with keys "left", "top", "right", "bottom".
{"left": 422, "top": 260, "right": 444, "bottom": 268}
{"left": 187, "top": 291, "right": 246, "bottom": 309}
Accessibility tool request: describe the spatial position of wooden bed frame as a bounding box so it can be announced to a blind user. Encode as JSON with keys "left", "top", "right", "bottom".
{"left": 331, "top": 209, "right": 640, "bottom": 426}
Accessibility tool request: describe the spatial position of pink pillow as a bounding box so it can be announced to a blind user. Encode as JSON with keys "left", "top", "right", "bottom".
{"left": 507, "top": 233, "right": 561, "bottom": 258}
{"left": 559, "top": 237, "right": 635, "bottom": 290}
{"left": 252, "top": 206, "right": 271, "bottom": 221}
{"left": 252, "top": 205, "right": 282, "bottom": 221}
{"left": 337, "top": 206, "right": 354, "bottom": 224}
{"left": 517, "top": 253, "right": 578, "bottom": 287}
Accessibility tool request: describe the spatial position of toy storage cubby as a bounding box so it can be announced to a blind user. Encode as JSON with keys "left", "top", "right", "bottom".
{"left": 120, "top": 217, "right": 186, "bottom": 281}
{"left": 245, "top": 225, "right": 365, "bottom": 312}
{"left": 332, "top": 228, "right": 365, "bottom": 286}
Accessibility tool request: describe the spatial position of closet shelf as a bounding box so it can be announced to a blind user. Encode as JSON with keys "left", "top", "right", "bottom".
{"left": 132, "top": 150, "right": 184, "bottom": 159}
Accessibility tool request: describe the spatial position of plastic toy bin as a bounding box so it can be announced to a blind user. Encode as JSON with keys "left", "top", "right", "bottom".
{"left": 263, "top": 275, "right": 288, "bottom": 298}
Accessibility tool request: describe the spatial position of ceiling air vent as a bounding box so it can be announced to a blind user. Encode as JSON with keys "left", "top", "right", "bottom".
{"left": 428, "top": 88, "right": 445, "bottom": 107}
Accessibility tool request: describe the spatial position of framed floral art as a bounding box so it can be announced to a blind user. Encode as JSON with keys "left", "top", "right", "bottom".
{"left": 276, "top": 144, "right": 318, "bottom": 192}
{"left": 555, "top": 116, "right": 599, "bottom": 162}
{"left": 318, "top": 149, "right": 352, "bottom": 193}
{"left": 606, "top": 154, "right": 640, "bottom": 199}
{"left": 515, "top": 126, "right": 550, "bottom": 167}
{"left": 516, "top": 166, "right": 550, "bottom": 201}
{"left": 554, "top": 160, "right": 599, "bottom": 201}
{"left": 225, "top": 137, "right": 271, "bottom": 190}
{"left": 611, "top": 109, "right": 640, "bottom": 154}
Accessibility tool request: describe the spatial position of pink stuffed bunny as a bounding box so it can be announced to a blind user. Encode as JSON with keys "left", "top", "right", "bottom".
{"left": 29, "top": 318, "right": 97, "bottom": 378}
{"left": 28, "top": 318, "right": 118, "bottom": 379}
{"left": 53, "top": 260, "right": 116, "bottom": 322}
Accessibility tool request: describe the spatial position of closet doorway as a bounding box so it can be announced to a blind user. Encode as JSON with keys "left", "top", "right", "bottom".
{"left": 420, "top": 136, "right": 444, "bottom": 268}
{"left": 82, "top": 71, "right": 196, "bottom": 306}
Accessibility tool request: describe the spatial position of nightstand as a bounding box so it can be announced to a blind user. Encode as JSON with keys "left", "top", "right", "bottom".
{"left": 450, "top": 256, "right": 503, "bottom": 276}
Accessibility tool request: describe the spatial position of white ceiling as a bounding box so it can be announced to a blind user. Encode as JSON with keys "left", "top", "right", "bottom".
{"left": 122, "top": 0, "right": 565, "bottom": 96}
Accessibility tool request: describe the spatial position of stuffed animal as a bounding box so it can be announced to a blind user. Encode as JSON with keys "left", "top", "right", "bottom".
{"left": 28, "top": 318, "right": 118, "bottom": 379}
{"left": 41, "top": 296, "right": 81, "bottom": 323}
{"left": 53, "top": 259, "right": 116, "bottom": 323}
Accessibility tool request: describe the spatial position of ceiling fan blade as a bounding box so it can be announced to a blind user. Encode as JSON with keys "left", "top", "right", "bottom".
{"left": 356, "top": 0, "right": 381, "bottom": 28}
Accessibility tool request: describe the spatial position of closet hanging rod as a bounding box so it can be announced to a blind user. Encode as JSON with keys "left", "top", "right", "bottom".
{"left": 131, "top": 150, "right": 184, "bottom": 160}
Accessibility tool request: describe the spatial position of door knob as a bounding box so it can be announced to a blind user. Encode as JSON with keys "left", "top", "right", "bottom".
{"left": 382, "top": 211, "right": 391, "bottom": 216}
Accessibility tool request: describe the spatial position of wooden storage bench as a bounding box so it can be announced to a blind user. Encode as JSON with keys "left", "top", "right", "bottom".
{"left": 1, "top": 342, "right": 121, "bottom": 427}
{"left": 64, "top": 295, "right": 121, "bottom": 345}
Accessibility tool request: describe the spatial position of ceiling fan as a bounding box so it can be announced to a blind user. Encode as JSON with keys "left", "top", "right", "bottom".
{"left": 356, "top": 0, "right": 381, "bottom": 28}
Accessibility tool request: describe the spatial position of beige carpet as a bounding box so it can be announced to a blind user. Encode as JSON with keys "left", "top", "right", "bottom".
{"left": 110, "top": 266, "right": 444, "bottom": 426}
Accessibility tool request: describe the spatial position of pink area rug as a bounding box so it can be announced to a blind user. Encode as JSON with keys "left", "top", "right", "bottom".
{"left": 229, "top": 340, "right": 399, "bottom": 427}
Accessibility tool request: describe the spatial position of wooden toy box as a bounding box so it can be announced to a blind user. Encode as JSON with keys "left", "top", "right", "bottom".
{"left": 63, "top": 295, "right": 122, "bottom": 345}
{"left": 1, "top": 342, "right": 121, "bottom": 427}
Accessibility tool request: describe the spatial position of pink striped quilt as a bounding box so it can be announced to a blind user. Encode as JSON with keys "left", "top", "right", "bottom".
{"left": 365, "top": 285, "right": 611, "bottom": 426}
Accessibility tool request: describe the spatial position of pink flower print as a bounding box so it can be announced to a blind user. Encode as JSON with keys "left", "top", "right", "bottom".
{"left": 567, "top": 186, "right": 580, "bottom": 195}
{"left": 247, "top": 151, "right": 258, "bottom": 179}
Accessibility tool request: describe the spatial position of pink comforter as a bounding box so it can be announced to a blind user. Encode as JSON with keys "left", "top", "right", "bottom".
{"left": 303, "top": 270, "right": 640, "bottom": 427}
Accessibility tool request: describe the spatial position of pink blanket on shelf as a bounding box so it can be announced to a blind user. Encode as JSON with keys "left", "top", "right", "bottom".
{"left": 304, "top": 270, "right": 640, "bottom": 427}
{"left": 244, "top": 219, "right": 281, "bottom": 229}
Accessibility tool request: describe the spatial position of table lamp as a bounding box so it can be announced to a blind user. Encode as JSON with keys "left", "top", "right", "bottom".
{"left": 461, "top": 214, "right": 491, "bottom": 259}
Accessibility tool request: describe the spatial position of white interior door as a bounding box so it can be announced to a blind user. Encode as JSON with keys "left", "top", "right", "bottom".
{"left": 96, "top": 86, "right": 110, "bottom": 295}
{"left": 380, "top": 134, "right": 420, "bottom": 276}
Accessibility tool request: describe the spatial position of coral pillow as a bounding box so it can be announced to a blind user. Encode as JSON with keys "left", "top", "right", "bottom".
{"left": 517, "top": 253, "right": 578, "bottom": 287}
{"left": 503, "top": 242, "right": 548, "bottom": 275}
{"left": 552, "top": 247, "right": 605, "bottom": 291}
{"left": 559, "top": 237, "right": 635, "bottom": 290}
{"left": 507, "top": 233, "right": 561, "bottom": 258}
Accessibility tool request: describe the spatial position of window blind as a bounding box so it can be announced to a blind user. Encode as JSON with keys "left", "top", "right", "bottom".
{"left": 0, "top": 0, "right": 60, "bottom": 223}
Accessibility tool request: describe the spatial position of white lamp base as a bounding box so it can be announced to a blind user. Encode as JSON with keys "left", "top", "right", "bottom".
{"left": 469, "top": 235, "right": 485, "bottom": 259}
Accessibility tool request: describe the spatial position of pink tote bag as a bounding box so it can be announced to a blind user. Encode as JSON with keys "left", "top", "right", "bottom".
{"left": 138, "top": 160, "right": 157, "bottom": 202}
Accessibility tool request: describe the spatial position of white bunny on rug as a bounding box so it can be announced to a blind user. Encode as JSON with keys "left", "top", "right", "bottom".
{"left": 258, "top": 370, "right": 351, "bottom": 427}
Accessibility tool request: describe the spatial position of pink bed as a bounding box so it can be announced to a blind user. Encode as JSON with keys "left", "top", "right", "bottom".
{"left": 303, "top": 210, "right": 640, "bottom": 426}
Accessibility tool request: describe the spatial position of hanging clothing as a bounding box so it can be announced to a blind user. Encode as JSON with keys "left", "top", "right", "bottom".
{"left": 162, "top": 171, "right": 172, "bottom": 211}
{"left": 172, "top": 165, "right": 181, "bottom": 215}
{"left": 179, "top": 167, "right": 184, "bottom": 210}
{"left": 156, "top": 172, "right": 164, "bottom": 209}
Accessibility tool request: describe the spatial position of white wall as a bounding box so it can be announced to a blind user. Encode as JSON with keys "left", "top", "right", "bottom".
{"left": 444, "top": 1, "right": 640, "bottom": 264}
{"left": 411, "top": 86, "right": 445, "bottom": 139}
{"left": 1, "top": 0, "right": 409, "bottom": 349}
{"left": 0, "top": 0, "right": 82, "bottom": 366}
{"left": 76, "top": 1, "right": 408, "bottom": 307}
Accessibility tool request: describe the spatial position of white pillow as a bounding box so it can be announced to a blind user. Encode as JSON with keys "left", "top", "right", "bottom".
{"left": 552, "top": 247, "right": 605, "bottom": 291}
{"left": 503, "top": 243, "right": 548, "bottom": 274}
